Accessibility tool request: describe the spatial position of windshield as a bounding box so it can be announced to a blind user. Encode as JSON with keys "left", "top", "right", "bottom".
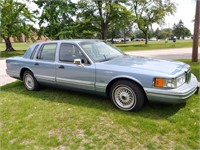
{"left": 79, "top": 41, "right": 125, "bottom": 62}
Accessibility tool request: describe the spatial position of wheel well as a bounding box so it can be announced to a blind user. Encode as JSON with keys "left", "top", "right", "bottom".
{"left": 20, "top": 68, "right": 31, "bottom": 80}
{"left": 106, "top": 78, "right": 147, "bottom": 99}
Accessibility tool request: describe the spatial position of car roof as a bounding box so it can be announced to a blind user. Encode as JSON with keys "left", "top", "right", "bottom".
{"left": 36, "top": 39, "right": 103, "bottom": 45}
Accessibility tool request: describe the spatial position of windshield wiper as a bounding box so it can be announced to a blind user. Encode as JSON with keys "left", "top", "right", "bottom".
{"left": 99, "top": 55, "right": 117, "bottom": 62}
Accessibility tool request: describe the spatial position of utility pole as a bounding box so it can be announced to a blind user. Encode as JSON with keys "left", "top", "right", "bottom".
{"left": 192, "top": 0, "right": 200, "bottom": 62}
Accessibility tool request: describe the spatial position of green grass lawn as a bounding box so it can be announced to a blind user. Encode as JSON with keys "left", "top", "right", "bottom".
{"left": 0, "top": 60, "right": 199, "bottom": 149}
{"left": 115, "top": 39, "right": 200, "bottom": 51}
{"left": 0, "top": 43, "right": 31, "bottom": 58}
{"left": 0, "top": 43, "right": 32, "bottom": 51}
{"left": 0, "top": 82, "right": 199, "bottom": 149}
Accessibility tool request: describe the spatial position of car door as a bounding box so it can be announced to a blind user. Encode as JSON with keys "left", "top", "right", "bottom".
{"left": 56, "top": 43, "right": 96, "bottom": 91}
{"left": 32, "top": 43, "right": 57, "bottom": 84}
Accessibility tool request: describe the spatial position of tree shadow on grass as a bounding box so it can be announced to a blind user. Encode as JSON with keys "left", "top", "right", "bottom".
{"left": 117, "top": 44, "right": 149, "bottom": 48}
{"left": 1, "top": 50, "right": 25, "bottom": 58}
{"left": 1, "top": 81, "right": 187, "bottom": 120}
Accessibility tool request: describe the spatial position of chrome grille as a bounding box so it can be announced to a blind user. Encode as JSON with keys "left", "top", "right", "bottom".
{"left": 186, "top": 69, "right": 191, "bottom": 82}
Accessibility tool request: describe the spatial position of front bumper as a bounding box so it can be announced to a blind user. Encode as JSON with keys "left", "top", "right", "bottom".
{"left": 145, "top": 74, "right": 199, "bottom": 104}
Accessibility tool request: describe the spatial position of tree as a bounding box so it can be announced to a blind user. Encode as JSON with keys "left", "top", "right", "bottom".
{"left": 0, "top": 0, "right": 35, "bottom": 51}
{"left": 173, "top": 20, "right": 183, "bottom": 39}
{"left": 183, "top": 27, "right": 192, "bottom": 37}
{"left": 130, "top": 0, "right": 176, "bottom": 44}
{"left": 33, "top": 0, "right": 76, "bottom": 40}
{"left": 108, "top": 3, "right": 135, "bottom": 43}
{"left": 72, "top": 20, "right": 99, "bottom": 39}
{"left": 192, "top": 0, "right": 200, "bottom": 62}
{"left": 77, "top": 0, "right": 133, "bottom": 40}
{"left": 74, "top": 2, "right": 100, "bottom": 39}
{"left": 173, "top": 20, "right": 191, "bottom": 39}
{"left": 156, "top": 28, "right": 173, "bottom": 39}
{"left": 133, "top": 29, "right": 145, "bottom": 38}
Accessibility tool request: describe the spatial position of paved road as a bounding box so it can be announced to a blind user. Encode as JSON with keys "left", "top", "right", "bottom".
{"left": 126, "top": 47, "right": 200, "bottom": 60}
{"left": 0, "top": 47, "right": 199, "bottom": 86}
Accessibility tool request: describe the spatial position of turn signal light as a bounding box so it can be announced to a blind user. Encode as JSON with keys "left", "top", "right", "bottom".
{"left": 154, "top": 78, "right": 164, "bottom": 87}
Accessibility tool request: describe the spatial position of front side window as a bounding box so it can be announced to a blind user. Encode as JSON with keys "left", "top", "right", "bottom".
{"left": 59, "top": 43, "right": 89, "bottom": 64}
{"left": 37, "top": 44, "right": 57, "bottom": 61}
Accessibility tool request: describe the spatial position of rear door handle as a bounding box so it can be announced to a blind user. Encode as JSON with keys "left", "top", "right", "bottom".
{"left": 58, "top": 65, "right": 64, "bottom": 69}
{"left": 35, "top": 63, "right": 39, "bottom": 66}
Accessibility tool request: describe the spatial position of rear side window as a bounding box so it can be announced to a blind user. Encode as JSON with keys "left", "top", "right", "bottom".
{"left": 24, "top": 44, "right": 38, "bottom": 59}
{"left": 37, "top": 44, "right": 57, "bottom": 61}
{"left": 30, "top": 45, "right": 39, "bottom": 59}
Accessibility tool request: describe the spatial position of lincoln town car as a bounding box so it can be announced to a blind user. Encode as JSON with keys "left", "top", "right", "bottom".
{"left": 6, "top": 40, "right": 199, "bottom": 111}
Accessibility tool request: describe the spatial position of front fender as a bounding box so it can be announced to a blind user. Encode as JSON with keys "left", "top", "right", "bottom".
{"left": 109, "top": 75, "right": 144, "bottom": 87}
{"left": 95, "top": 74, "right": 144, "bottom": 95}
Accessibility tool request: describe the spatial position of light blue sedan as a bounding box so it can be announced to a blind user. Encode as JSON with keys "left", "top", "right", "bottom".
{"left": 6, "top": 40, "right": 199, "bottom": 111}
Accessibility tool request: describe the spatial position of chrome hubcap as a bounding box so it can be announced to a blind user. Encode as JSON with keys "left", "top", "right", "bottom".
{"left": 113, "top": 86, "right": 136, "bottom": 109}
{"left": 25, "top": 74, "right": 34, "bottom": 90}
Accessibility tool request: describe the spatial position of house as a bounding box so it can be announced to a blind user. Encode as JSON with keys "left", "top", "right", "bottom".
{"left": 1, "top": 33, "right": 48, "bottom": 43}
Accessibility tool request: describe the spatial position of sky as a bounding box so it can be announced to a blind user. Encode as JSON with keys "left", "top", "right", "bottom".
{"left": 23, "top": 0, "right": 196, "bottom": 34}
{"left": 162, "top": 0, "right": 196, "bottom": 33}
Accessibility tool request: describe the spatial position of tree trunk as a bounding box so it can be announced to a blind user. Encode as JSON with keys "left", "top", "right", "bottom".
{"left": 192, "top": 0, "right": 200, "bottom": 62}
{"left": 111, "top": 29, "right": 115, "bottom": 44}
{"left": 4, "top": 37, "right": 15, "bottom": 51}
{"left": 145, "top": 31, "right": 148, "bottom": 45}
{"left": 101, "top": 29, "right": 107, "bottom": 41}
{"left": 101, "top": 23, "right": 108, "bottom": 41}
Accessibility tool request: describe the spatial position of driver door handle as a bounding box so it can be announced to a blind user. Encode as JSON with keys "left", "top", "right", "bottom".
{"left": 58, "top": 65, "right": 64, "bottom": 69}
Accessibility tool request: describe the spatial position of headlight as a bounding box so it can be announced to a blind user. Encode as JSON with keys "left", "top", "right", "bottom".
{"left": 154, "top": 75, "right": 186, "bottom": 88}
{"left": 176, "top": 74, "right": 186, "bottom": 87}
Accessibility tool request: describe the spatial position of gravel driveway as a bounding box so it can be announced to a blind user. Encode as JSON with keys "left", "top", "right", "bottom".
{"left": 0, "top": 59, "right": 16, "bottom": 86}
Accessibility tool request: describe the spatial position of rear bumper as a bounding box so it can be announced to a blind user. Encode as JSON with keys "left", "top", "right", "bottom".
{"left": 145, "top": 74, "right": 199, "bottom": 104}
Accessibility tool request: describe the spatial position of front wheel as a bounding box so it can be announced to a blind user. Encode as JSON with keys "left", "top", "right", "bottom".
{"left": 110, "top": 80, "right": 145, "bottom": 111}
{"left": 23, "top": 70, "right": 39, "bottom": 91}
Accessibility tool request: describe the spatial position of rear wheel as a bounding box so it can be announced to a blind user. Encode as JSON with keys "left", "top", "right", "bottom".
{"left": 23, "top": 70, "right": 39, "bottom": 91}
{"left": 110, "top": 80, "right": 145, "bottom": 111}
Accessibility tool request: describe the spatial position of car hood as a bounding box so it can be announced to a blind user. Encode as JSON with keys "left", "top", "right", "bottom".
{"left": 103, "top": 55, "right": 186, "bottom": 75}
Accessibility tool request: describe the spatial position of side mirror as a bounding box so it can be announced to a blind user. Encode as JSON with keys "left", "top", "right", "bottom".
{"left": 73, "top": 59, "right": 84, "bottom": 66}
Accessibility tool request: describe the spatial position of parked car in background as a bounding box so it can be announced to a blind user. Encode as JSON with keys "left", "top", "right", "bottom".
{"left": 133, "top": 38, "right": 145, "bottom": 41}
{"left": 149, "top": 37, "right": 157, "bottom": 41}
{"left": 168, "top": 36, "right": 177, "bottom": 40}
{"left": 6, "top": 40, "right": 199, "bottom": 111}
{"left": 191, "top": 36, "right": 200, "bottom": 39}
{"left": 107, "top": 38, "right": 131, "bottom": 43}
